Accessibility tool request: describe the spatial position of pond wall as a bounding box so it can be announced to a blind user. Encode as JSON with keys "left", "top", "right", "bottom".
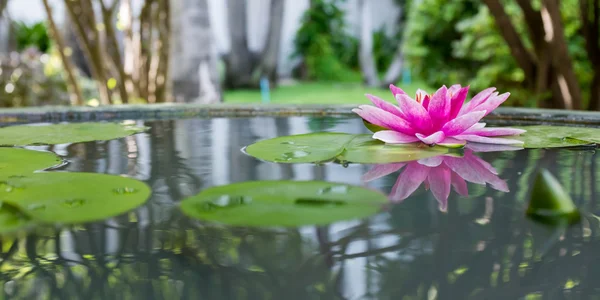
{"left": 0, "top": 104, "right": 599, "bottom": 127}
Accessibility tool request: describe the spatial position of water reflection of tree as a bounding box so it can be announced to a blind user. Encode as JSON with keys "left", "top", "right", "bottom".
{"left": 0, "top": 220, "right": 347, "bottom": 299}
{"left": 345, "top": 149, "right": 600, "bottom": 299}
{"left": 3, "top": 146, "right": 600, "bottom": 298}
{"left": 148, "top": 120, "right": 203, "bottom": 201}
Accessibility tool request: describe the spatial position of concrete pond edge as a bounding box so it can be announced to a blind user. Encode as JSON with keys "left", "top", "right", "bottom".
{"left": 0, "top": 104, "right": 599, "bottom": 126}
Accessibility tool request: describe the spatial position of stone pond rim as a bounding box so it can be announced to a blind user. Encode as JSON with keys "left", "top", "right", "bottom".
{"left": 0, "top": 104, "right": 599, "bottom": 126}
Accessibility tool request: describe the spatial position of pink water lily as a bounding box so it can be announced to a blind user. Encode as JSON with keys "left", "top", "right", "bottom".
{"left": 362, "top": 146, "right": 515, "bottom": 211}
{"left": 353, "top": 84, "right": 526, "bottom": 147}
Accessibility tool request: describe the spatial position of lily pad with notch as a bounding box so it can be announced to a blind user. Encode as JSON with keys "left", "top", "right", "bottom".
{"left": 0, "top": 148, "right": 63, "bottom": 179}
{"left": 0, "top": 172, "right": 151, "bottom": 224}
{"left": 244, "top": 133, "right": 448, "bottom": 164}
{"left": 0, "top": 122, "right": 147, "bottom": 146}
{"left": 180, "top": 181, "right": 388, "bottom": 227}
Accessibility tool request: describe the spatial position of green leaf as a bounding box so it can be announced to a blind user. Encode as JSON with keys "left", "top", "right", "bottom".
{"left": 180, "top": 181, "right": 387, "bottom": 227}
{"left": 0, "top": 172, "right": 151, "bottom": 224}
{"left": 513, "top": 125, "right": 596, "bottom": 148}
{"left": 0, "top": 202, "right": 33, "bottom": 233}
{"left": 526, "top": 169, "right": 580, "bottom": 225}
{"left": 0, "top": 123, "right": 147, "bottom": 146}
{"left": 0, "top": 148, "right": 63, "bottom": 178}
{"left": 363, "top": 119, "right": 386, "bottom": 133}
{"left": 337, "top": 135, "right": 449, "bottom": 164}
{"left": 245, "top": 133, "right": 448, "bottom": 164}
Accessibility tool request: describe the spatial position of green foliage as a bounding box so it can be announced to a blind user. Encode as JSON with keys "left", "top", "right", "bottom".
{"left": 403, "top": 0, "right": 590, "bottom": 106}
{"left": 13, "top": 21, "right": 51, "bottom": 53}
{"left": 293, "top": 0, "right": 358, "bottom": 81}
{"left": 373, "top": 27, "right": 398, "bottom": 71}
{"left": 0, "top": 49, "right": 70, "bottom": 107}
{"left": 303, "top": 35, "right": 358, "bottom": 81}
{"left": 403, "top": 0, "right": 481, "bottom": 89}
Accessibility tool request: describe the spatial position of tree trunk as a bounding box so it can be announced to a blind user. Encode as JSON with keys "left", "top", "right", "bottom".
{"left": 152, "top": 0, "right": 171, "bottom": 102}
{"left": 358, "top": 0, "right": 380, "bottom": 87}
{"left": 582, "top": 0, "right": 600, "bottom": 110}
{"left": 0, "top": 1, "right": 10, "bottom": 54}
{"left": 64, "top": 0, "right": 112, "bottom": 105}
{"left": 515, "top": 0, "right": 553, "bottom": 107}
{"left": 541, "top": 0, "right": 583, "bottom": 109}
{"left": 63, "top": 7, "right": 91, "bottom": 77}
{"left": 381, "top": 49, "right": 404, "bottom": 87}
{"left": 0, "top": 0, "right": 6, "bottom": 15}
{"left": 224, "top": 0, "right": 254, "bottom": 89}
{"left": 42, "top": 0, "right": 84, "bottom": 106}
{"left": 483, "top": 0, "right": 536, "bottom": 83}
{"left": 590, "top": 72, "right": 600, "bottom": 110}
{"left": 252, "top": 0, "right": 285, "bottom": 85}
{"left": 100, "top": 0, "right": 130, "bottom": 104}
{"left": 485, "top": 0, "right": 586, "bottom": 110}
{"left": 516, "top": 0, "right": 545, "bottom": 50}
{"left": 170, "top": 0, "right": 220, "bottom": 103}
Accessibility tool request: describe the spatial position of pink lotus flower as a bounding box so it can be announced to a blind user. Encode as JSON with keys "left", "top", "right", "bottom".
{"left": 353, "top": 84, "right": 526, "bottom": 147}
{"left": 362, "top": 146, "right": 515, "bottom": 211}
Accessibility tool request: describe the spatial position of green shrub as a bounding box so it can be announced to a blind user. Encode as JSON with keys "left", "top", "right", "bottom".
{"left": 293, "top": 0, "right": 358, "bottom": 81}
{"left": 403, "top": 0, "right": 590, "bottom": 107}
{"left": 13, "top": 21, "right": 51, "bottom": 53}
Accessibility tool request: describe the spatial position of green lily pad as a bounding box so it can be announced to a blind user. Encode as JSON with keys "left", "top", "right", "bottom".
{"left": 526, "top": 169, "right": 580, "bottom": 225}
{"left": 363, "top": 120, "right": 386, "bottom": 133}
{"left": 180, "top": 181, "right": 387, "bottom": 227}
{"left": 0, "top": 202, "right": 33, "bottom": 233}
{"left": 513, "top": 125, "right": 597, "bottom": 148}
{"left": 337, "top": 135, "right": 449, "bottom": 163}
{"left": 244, "top": 133, "right": 448, "bottom": 164}
{"left": 0, "top": 148, "right": 63, "bottom": 178}
{"left": 0, "top": 172, "right": 151, "bottom": 224}
{"left": 0, "top": 122, "right": 147, "bottom": 146}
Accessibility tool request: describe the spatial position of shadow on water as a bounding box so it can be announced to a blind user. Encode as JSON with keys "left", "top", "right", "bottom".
{"left": 1, "top": 117, "right": 600, "bottom": 299}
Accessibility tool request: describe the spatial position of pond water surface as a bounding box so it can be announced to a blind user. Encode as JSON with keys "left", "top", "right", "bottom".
{"left": 1, "top": 116, "right": 599, "bottom": 299}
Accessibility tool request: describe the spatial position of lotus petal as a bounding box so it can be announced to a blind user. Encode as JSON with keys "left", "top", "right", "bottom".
{"left": 441, "top": 110, "right": 487, "bottom": 136}
{"left": 373, "top": 130, "right": 420, "bottom": 144}
{"left": 416, "top": 131, "right": 446, "bottom": 145}
{"left": 390, "top": 163, "right": 429, "bottom": 202}
{"left": 362, "top": 163, "right": 406, "bottom": 182}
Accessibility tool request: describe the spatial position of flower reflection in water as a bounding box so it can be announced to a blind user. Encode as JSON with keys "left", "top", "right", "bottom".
{"left": 363, "top": 144, "right": 521, "bottom": 211}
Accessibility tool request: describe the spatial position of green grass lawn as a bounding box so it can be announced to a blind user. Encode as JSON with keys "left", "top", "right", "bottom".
{"left": 223, "top": 81, "right": 431, "bottom": 105}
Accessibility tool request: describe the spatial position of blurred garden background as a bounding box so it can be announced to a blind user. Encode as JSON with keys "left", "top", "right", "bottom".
{"left": 0, "top": 0, "right": 597, "bottom": 110}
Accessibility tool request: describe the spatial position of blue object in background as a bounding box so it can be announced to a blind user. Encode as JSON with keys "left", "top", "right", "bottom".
{"left": 401, "top": 67, "right": 412, "bottom": 85}
{"left": 260, "top": 77, "right": 271, "bottom": 103}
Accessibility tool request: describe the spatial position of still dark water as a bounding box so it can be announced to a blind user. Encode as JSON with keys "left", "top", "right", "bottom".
{"left": 2, "top": 116, "right": 599, "bottom": 299}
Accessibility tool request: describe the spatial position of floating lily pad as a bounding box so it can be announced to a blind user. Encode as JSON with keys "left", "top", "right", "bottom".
{"left": 0, "top": 172, "right": 151, "bottom": 224}
{"left": 180, "top": 181, "right": 387, "bottom": 227}
{"left": 363, "top": 120, "right": 386, "bottom": 133}
{"left": 0, "top": 202, "right": 33, "bottom": 233}
{"left": 244, "top": 133, "right": 448, "bottom": 164}
{"left": 0, "top": 148, "right": 63, "bottom": 178}
{"left": 513, "top": 125, "right": 597, "bottom": 148}
{"left": 0, "top": 122, "right": 147, "bottom": 146}
{"left": 337, "top": 135, "right": 449, "bottom": 164}
{"left": 526, "top": 169, "right": 580, "bottom": 225}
